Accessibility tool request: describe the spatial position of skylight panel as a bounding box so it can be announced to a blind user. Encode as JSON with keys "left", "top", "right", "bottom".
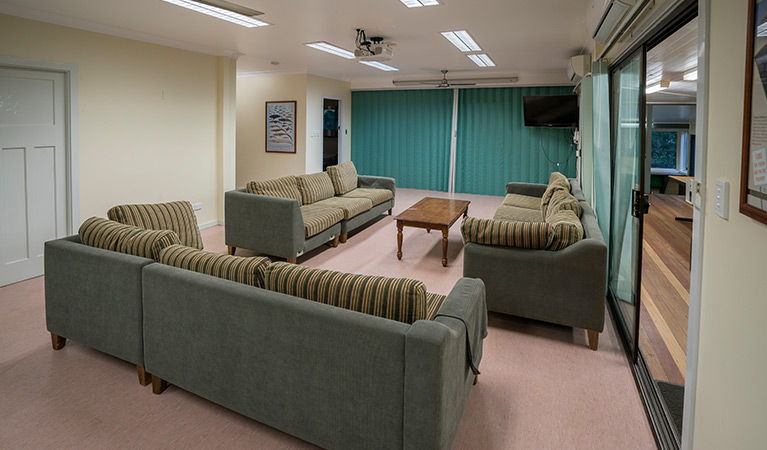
{"left": 161, "top": 0, "right": 269, "bottom": 28}
{"left": 467, "top": 54, "right": 496, "bottom": 67}
{"left": 441, "top": 30, "right": 481, "bottom": 52}
{"left": 305, "top": 42, "right": 356, "bottom": 59}
{"left": 359, "top": 61, "right": 399, "bottom": 71}
{"left": 400, "top": 0, "right": 440, "bottom": 7}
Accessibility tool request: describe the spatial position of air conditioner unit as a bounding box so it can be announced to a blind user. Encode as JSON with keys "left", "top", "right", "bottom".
{"left": 568, "top": 54, "right": 591, "bottom": 84}
{"left": 590, "top": 0, "right": 635, "bottom": 44}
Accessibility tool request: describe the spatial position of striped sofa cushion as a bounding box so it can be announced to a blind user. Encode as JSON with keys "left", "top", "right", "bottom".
{"left": 297, "top": 172, "right": 336, "bottom": 205}
{"left": 299, "top": 204, "right": 344, "bottom": 237}
{"left": 546, "top": 210, "right": 584, "bottom": 251}
{"left": 79, "top": 217, "right": 180, "bottom": 260}
{"left": 246, "top": 175, "right": 302, "bottom": 203}
{"left": 107, "top": 201, "right": 203, "bottom": 250}
{"left": 545, "top": 189, "right": 583, "bottom": 221}
{"left": 540, "top": 172, "right": 571, "bottom": 218}
{"left": 263, "top": 262, "right": 428, "bottom": 324}
{"left": 326, "top": 161, "right": 359, "bottom": 195}
{"left": 426, "top": 292, "right": 447, "bottom": 320}
{"left": 341, "top": 188, "right": 393, "bottom": 207}
{"left": 460, "top": 216, "right": 549, "bottom": 249}
{"left": 158, "top": 244, "right": 271, "bottom": 288}
{"left": 313, "top": 196, "right": 373, "bottom": 219}
{"left": 493, "top": 205, "right": 543, "bottom": 223}
{"left": 502, "top": 193, "right": 541, "bottom": 210}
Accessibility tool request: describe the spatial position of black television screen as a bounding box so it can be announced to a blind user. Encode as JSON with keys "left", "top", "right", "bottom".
{"left": 523, "top": 95, "right": 579, "bottom": 128}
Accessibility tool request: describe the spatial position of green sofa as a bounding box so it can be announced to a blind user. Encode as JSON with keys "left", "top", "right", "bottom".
{"left": 225, "top": 162, "right": 395, "bottom": 263}
{"left": 462, "top": 175, "right": 607, "bottom": 350}
{"left": 45, "top": 212, "right": 487, "bottom": 450}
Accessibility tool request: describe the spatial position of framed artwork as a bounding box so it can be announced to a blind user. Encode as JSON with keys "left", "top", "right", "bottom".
{"left": 741, "top": 0, "right": 767, "bottom": 225}
{"left": 265, "top": 101, "right": 297, "bottom": 153}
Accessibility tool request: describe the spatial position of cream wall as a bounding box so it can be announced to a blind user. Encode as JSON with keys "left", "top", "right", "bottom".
{"left": 236, "top": 74, "right": 307, "bottom": 186}
{"left": 0, "top": 14, "right": 230, "bottom": 226}
{"left": 235, "top": 73, "right": 351, "bottom": 186}
{"left": 692, "top": 1, "right": 767, "bottom": 447}
{"left": 305, "top": 74, "right": 352, "bottom": 174}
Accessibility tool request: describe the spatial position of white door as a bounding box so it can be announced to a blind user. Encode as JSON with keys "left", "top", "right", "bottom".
{"left": 0, "top": 67, "right": 68, "bottom": 286}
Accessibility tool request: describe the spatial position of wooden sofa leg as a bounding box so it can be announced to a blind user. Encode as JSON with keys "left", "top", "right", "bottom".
{"left": 388, "top": 209, "right": 392, "bottom": 215}
{"left": 331, "top": 236, "right": 340, "bottom": 248}
{"left": 587, "top": 330, "right": 599, "bottom": 351}
{"left": 152, "top": 376, "right": 168, "bottom": 395}
{"left": 339, "top": 232, "right": 348, "bottom": 244}
{"left": 473, "top": 374, "right": 478, "bottom": 385}
{"left": 286, "top": 258, "right": 297, "bottom": 264}
{"left": 137, "top": 366, "right": 151, "bottom": 386}
{"left": 50, "top": 333, "right": 66, "bottom": 350}
{"left": 227, "top": 245, "right": 236, "bottom": 256}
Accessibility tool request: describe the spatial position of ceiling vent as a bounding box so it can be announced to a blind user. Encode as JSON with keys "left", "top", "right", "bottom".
{"left": 591, "top": 0, "right": 635, "bottom": 44}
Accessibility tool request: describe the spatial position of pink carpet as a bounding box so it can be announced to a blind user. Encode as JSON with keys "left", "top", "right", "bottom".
{"left": 0, "top": 188, "right": 656, "bottom": 449}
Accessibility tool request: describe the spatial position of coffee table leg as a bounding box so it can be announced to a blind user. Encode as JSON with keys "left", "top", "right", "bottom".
{"left": 397, "top": 221, "right": 403, "bottom": 260}
{"left": 441, "top": 227, "right": 448, "bottom": 267}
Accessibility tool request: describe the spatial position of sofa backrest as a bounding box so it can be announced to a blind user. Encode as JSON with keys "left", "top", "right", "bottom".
{"left": 263, "top": 261, "right": 428, "bottom": 324}
{"left": 326, "top": 161, "right": 358, "bottom": 195}
{"left": 296, "top": 172, "right": 336, "bottom": 205}
{"left": 246, "top": 175, "right": 302, "bottom": 203}
{"left": 107, "top": 201, "right": 203, "bottom": 250}
{"left": 158, "top": 244, "right": 271, "bottom": 288}
{"left": 79, "top": 216, "right": 180, "bottom": 260}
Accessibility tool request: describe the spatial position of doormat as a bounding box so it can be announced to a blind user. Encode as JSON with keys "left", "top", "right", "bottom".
{"left": 657, "top": 380, "right": 684, "bottom": 438}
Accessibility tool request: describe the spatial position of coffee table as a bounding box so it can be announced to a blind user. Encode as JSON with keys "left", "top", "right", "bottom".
{"left": 394, "top": 197, "right": 470, "bottom": 267}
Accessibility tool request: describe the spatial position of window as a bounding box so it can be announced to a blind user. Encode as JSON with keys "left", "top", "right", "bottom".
{"left": 650, "top": 128, "right": 690, "bottom": 174}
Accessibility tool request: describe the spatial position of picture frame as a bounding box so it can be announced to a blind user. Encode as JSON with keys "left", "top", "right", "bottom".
{"left": 265, "top": 101, "right": 297, "bottom": 153}
{"left": 741, "top": 0, "right": 767, "bottom": 225}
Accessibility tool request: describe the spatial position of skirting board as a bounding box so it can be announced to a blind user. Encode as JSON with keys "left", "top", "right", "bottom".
{"left": 199, "top": 220, "right": 223, "bottom": 230}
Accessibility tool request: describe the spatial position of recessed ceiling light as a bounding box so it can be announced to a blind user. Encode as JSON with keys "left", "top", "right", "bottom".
{"left": 359, "top": 61, "right": 399, "bottom": 71}
{"left": 683, "top": 68, "right": 698, "bottom": 81}
{"left": 305, "top": 41, "right": 355, "bottom": 59}
{"left": 400, "top": 0, "right": 440, "bottom": 7}
{"left": 441, "top": 30, "right": 481, "bottom": 52}
{"left": 160, "top": 0, "right": 269, "bottom": 27}
{"left": 467, "top": 54, "right": 495, "bottom": 67}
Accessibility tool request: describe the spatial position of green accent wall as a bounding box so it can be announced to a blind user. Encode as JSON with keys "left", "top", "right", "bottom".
{"left": 455, "top": 87, "right": 577, "bottom": 196}
{"left": 351, "top": 89, "right": 452, "bottom": 191}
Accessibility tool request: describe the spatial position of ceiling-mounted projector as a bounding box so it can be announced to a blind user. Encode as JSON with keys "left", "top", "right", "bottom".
{"left": 354, "top": 29, "right": 394, "bottom": 61}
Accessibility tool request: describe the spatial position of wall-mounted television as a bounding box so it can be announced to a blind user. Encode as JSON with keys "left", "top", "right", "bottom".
{"left": 523, "top": 95, "right": 579, "bottom": 128}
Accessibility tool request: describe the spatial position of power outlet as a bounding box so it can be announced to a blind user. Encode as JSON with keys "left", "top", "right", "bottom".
{"left": 192, "top": 202, "right": 202, "bottom": 211}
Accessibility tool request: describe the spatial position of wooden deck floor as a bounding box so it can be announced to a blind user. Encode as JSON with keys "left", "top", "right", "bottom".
{"left": 640, "top": 194, "right": 691, "bottom": 384}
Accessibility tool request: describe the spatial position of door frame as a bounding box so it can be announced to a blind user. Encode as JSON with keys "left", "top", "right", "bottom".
{"left": 321, "top": 96, "right": 343, "bottom": 165}
{"left": 0, "top": 56, "right": 79, "bottom": 234}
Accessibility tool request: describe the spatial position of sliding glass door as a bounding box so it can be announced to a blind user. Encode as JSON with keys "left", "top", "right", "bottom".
{"left": 609, "top": 48, "right": 648, "bottom": 362}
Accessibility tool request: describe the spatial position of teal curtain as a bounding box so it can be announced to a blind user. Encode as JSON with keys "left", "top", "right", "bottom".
{"left": 351, "top": 90, "right": 452, "bottom": 191}
{"left": 455, "top": 87, "right": 576, "bottom": 196}
{"left": 592, "top": 60, "right": 612, "bottom": 245}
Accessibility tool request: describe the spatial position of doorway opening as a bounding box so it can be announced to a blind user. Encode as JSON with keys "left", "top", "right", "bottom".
{"left": 322, "top": 98, "right": 340, "bottom": 171}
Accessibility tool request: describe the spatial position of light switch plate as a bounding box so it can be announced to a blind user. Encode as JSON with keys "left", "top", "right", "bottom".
{"left": 192, "top": 202, "right": 202, "bottom": 211}
{"left": 714, "top": 178, "right": 728, "bottom": 219}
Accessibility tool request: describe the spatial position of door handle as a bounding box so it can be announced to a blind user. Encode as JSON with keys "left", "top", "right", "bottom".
{"left": 632, "top": 190, "right": 651, "bottom": 218}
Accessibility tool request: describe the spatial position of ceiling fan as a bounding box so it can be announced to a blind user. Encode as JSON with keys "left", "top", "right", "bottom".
{"left": 392, "top": 70, "right": 519, "bottom": 88}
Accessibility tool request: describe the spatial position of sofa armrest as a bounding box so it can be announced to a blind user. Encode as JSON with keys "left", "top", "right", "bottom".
{"left": 358, "top": 175, "right": 396, "bottom": 198}
{"left": 463, "top": 236, "right": 607, "bottom": 332}
{"left": 225, "top": 189, "right": 304, "bottom": 259}
{"left": 505, "top": 182, "right": 547, "bottom": 197}
{"left": 44, "top": 235, "right": 154, "bottom": 366}
{"left": 403, "top": 278, "right": 486, "bottom": 450}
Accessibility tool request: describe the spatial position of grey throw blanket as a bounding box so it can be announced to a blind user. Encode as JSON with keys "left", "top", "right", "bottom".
{"left": 435, "top": 279, "right": 488, "bottom": 375}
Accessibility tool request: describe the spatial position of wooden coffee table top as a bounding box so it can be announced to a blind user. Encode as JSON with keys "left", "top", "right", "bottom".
{"left": 394, "top": 197, "right": 471, "bottom": 228}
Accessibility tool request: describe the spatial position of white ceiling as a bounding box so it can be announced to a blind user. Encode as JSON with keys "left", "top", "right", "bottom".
{"left": 0, "top": 0, "right": 592, "bottom": 89}
{"left": 646, "top": 16, "right": 698, "bottom": 103}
